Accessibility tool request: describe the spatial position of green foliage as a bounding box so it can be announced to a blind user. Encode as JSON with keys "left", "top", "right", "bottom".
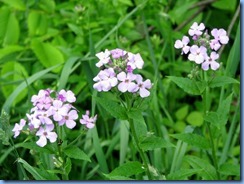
{"left": 63, "top": 146, "right": 91, "bottom": 162}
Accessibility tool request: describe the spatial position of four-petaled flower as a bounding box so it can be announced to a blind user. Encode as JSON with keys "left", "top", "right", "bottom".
{"left": 188, "top": 22, "right": 205, "bottom": 37}
{"left": 202, "top": 52, "right": 220, "bottom": 71}
{"left": 12, "top": 119, "right": 26, "bottom": 138}
{"left": 95, "top": 49, "right": 111, "bottom": 67}
{"left": 117, "top": 72, "right": 137, "bottom": 93}
{"left": 80, "top": 111, "right": 97, "bottom": 129}
{"left": 188, "top": 45, "right": 207, "bottom": 64}
{"left": 133, "top": 75, "right": 152, "bottom": 98}
{"left": 174, "top": 36, "right": 190, "bottom": 54}
{"left": 36, "top": 124, "right": 58, "bottom": 147}
{"left": 59, "top": 110, "right": 78, "bottom": 129}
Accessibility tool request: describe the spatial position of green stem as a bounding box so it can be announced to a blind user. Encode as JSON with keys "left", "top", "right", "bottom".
{"left": 203, "top": 72, "right": 220, "bottom": 180}
{"left": 128, "top": 118, "right": 153, "bottom": 180}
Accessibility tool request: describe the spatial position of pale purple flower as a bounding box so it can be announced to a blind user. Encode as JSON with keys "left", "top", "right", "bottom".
{"left": 188, "top": 22, "right": 205, "bottom": 37}
{"left": 133, "top": 74, "right": 152, "bottom": 98}
{"left": 201, "top": 52, "right": 220, "bottom": 71}
{"left": 80, "top": 110, "right": 97, "bottom": 129}
{"left": 117, "top": 72, "right": 137, "bottom": 93}
{"left": 127, "top": 52, "right": 144, "bottom": 69}
{"left": 188, "top": 45, "right": 207, "bottom": 64}
{"left": 31, "top": 90, "right": 46, "bottom": 106}
{"left": 95, "top": 49, "right": 111, "bottom": 67}
{"left": 50, "top": 100, "right": 69, "bottom": 121}
{"left": 174, "top": 36, "right": 190, "bottom": 54}
{"left": 59, "top": 110, "right": 78, "bottom": 129}
{"left": 211, "top": 28, "right": 229, "bottom": 44}
{"left": 58, "top": 90, "right": 76, "bottom": 103}
{"left": 93, "top": 68, "right": 118, "bottom": 92}
{"left": 26, "top": 113, "right": 41, "bottom": 129}
{"left": 110, "top": 48, "right": 127, "bottom": 59}
{"left": 12, "top": 119, "right": 26, "bottom": 138}
{"left": 36, "top": 124, "right": 57, "bottom": 147}
{"left": 38, "top": 110, "right": 53, "bottom": 125}
{"left": 210, "top": 39, "right": 221, "bottom": 51}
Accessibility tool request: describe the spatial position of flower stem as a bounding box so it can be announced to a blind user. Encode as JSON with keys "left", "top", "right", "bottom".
{"left": 203, "top": 71, "right": 220, "bottom": 180}
{"left": 128, "top": 118, "right": 153, "bottom": 180}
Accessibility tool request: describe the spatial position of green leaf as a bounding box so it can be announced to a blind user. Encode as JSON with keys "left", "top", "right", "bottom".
{"left": 186, "top": 111, "right": 203, "bottom": 126}
{"left": 1, "top": 0, "right": 26, "bottom": 10}
{"left": 217, "top": 93, "right": 233, "bottom": 126}
{"left": 103, "top": 174, "right": 133, "bottom": 180}
{"left": 170, "top": 133, "right": 210, "bottom": 149}
{"left": 139, "top": 134, "right": 175, "bottom": 151}
{"left": 64, "top": 157, "right": 72, "bottom": 176}
{"left": 204, "top": 112, "right": 221, "bottom": 129}
{"left": 38, "top": 0, "right": 56, "bottom": 13}
{"left": 219, "top": 163, "right": 240, "bottom": 176}
{"left": 208, "top": 76, "right": 239, "bottom": 88}
{"left": 17, "top": 158, "right": 46, "bottom": 180}
{"left": 168, "top": 76, "right": 205, "bottom": 95}
{"left": 0, "top": 7, "right": 20, "bottom": 45}
{"left": 212, "top": 0, "right": 237, "bottom": 11}
{"left": 184, "top": 155, "right": 217, "bottom": 180}
{"left": 175, "top": 105, "right": 189, "bottom": 120}
{"left": 95, "top": 96, "right": 127, "bottom": 120}
{"left": 63, "top": 146, "right": 91, "bottom": 162}
{"left": 20, "top": 142, "right": 54, "bottom": 154}
{"left": 107, "top": 161, "right": 144, "bottom": 177}
{"left": 31, "top": 39, "right": 64, "bottom": 73}
{"left": 1, "top": 61, "right": 28, "bottom": 104}
{"left": 167, "top": 169, "right": 202, "bottom": 180}
{"left": 28, "top": 11, "right": 48, "bottom": 36}
{"left": 128, "top": 109, "right": 147, "bottom": 138}
{"left": 2, "top": 64, "right": 61, "bottom": 113}
{"left": 0, "top": 45, "right": 23, "bottom": 60}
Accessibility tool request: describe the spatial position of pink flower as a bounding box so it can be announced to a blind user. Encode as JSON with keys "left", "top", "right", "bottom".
{"left": 188, "top": 22, "right": 205, "bottom": 37}
{"left": 117, "top": 72, "right": 137, "bottom": 93}
{"left": 93, "top": 68, "right": 118, "bottom": 92}
{"left": 36, "top": 124, "right": 57, "bottom": 147}
{"left": 211, "top": 28, "right": 229, "bottom": 45}
{"left": 174, "top": 36, "right": 190, "bottom": 54}
{"left": 127, "top": 52, "right": 144, "bottom": 69}
{"left": 80, "top": 110, "right": 97, "bottom": 129}
{"left": 12, "top": 119, "right": 26, "bottom": 138}
{"left": 133, "top": 74, "right": 152, "bottom": 98}
{"left": 58, "top": 90, "right": 76, "bottom": 103}
{"left": 59, "top": 110, "right": 78, "bottom": 129}
{"left": 26, "top": 112, "right": 41, "bottom": 129}
{"left": 188, "top": 45, "right": 207, "bottom": 64}
{"left": 201, "top": 52, "right": 220, "bottom": 71}
{"left": 50, "top": 100, "right": 69, "bottom": 121}
{"left": 95, "top": 49, "right": 111, "bottom": 67}
{"left": 38, "top": 110, "right": 53, "bottom": 125}
{"left": 210, "top": 39, "right": 221, "bottom": 51}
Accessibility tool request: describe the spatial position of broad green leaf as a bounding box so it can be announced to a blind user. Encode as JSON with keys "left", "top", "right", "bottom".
{"left": 208, "top": 76, "right": 239, "bottom": 88}
{"left": 120, "top": 120, "right": 130, "bottom": 165}
{"left": 31, "top": 39, "right": 64, "bottom": 73}
{"left": 186, "top": 111, "right": 203, "bottom": 126}
{"left": 2, "top": 64, "right": 61, "bottom": 113}
{"left": 28, "top": 11, "right": 48, "bottom": 36}
{"left": 184, "top": 155, "right": 217, "bottom": 180}
{"left": 204, "top": 112, "right": 221, "bottom": 129}
{"left": 219, "top": 163, "right": 240, "bottom": 176}
{"left": 168, "top": 76, "right": 205, "bottom": 95}
{"left": 212, "top": 0, "right": 237, "bottom": 11}
{"left": 1, "top": 61, "right": 28, "bottom": 104}
{"left": 63, "top": 146, "right": 91, "bottom": 162}
{"left": 0, "top": 7, "right": 19, "bottom": 45}
{"left": 38, "top": 0, "right": 56, "bottom": 13}
{"left": 170, "top": 133, "right": 210, "bottom": 149}
{"left": 128, "top": 109, "right": 147, "bottom": 138}
{"left": 108, "top": 161, "right": 144, "bottom": 177}
{"left": 139, "top": 134, "right": 175, "bottom": 151}
{"left": 167, "top": 169, "right": 202, "bottom": 180}
{"left": 17, "top": 158, "right": 46, "bottom": 180}
{"left": 175, "top": 105, "right": 189, "bottom": 120}
{"left": 95, "top": 96, "right": 127, "bottom": 120}
{"left": 0, "top": 45, "right": 23, "bottom": 60}
{"left": 1, "top": 0, "right": 26, "bottom": 10}
{"left": 20, "top": 142, "right": 54, "bottom": 154}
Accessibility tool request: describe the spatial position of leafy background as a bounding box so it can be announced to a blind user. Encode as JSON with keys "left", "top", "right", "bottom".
{"left": 0, "top": 0, "right": 240, "bottom": 180}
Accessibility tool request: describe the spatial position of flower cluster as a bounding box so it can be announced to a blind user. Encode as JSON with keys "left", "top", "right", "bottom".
{"left": 12, "top": 89, "right": 97, "bottom": 147}
{"left": 174, "top": 22, "right": 229, "bottom": 71}
{"left": 93, "top": 48, "right": 152, "bottom": 98}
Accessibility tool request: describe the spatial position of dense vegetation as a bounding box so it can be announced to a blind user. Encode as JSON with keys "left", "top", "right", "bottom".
{"left": 0, "top": 0, "right": 240, "bottom": 180}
